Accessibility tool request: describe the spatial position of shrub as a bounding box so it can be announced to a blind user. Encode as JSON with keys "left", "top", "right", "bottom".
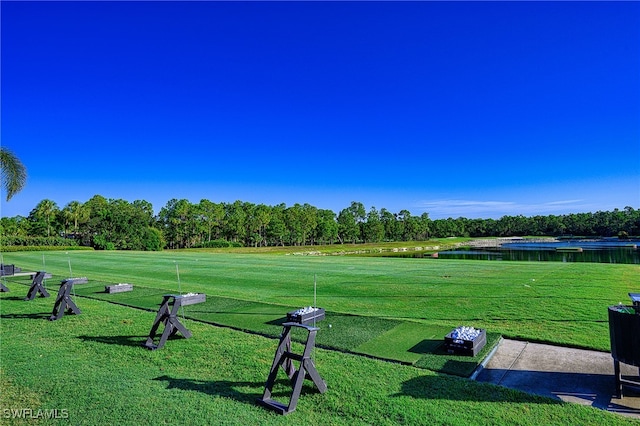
{"left": 142, "top": 227, "right": 165, "bottom": 251}
{"left": 0, "top": 236, "right": 79, "bottom": 247}
{"left": 93, "top": 234, "right": 115, "bottom": 250}
{"left": 0, "top": 245, "right": 93, "bottom": 252}
{"left": 195, "top": 239, "right": 243, "bottom": 248}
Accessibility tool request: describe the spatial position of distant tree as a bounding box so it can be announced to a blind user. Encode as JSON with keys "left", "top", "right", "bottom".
{"left": 623, "top": 206, "right": 640, "bottom": 236}
{"left": 363, "top": 206, "right": 384, "bottom": 243}
{"left": 82, "top": 195, "right": 111, "bottom": 247}
{"left": 337, "top": 207, "right": 359, "bottom": 244}
{"left": 315, "top": 209, "right": 338, "bottom": 245}
{"left": 116, "top": 199, "right": 157, "bottom": 250}
{"left": 266, "top": 203, "right": 288, "bottom": 246}
{"left": 84, "top": 198, "right": 160, "bottom": 250}
{"left": 253, "top": 204, "right": 272, "bottom": 246}
{"left": 224, "top": 200, "right": 247, "bottom": 244}
{"left": 243, "top": 202, "right": 263, "bottom": 247}
{"left": 417, "top": 212, "right": 431, "bottom": 240}
{"left": 398, "top": 210, "right": 418, "bottom": 240}
{"left": 142, "top": 226, "right": 165, "bottom": 251}
{"left": 8, "top": 188, "right": 638, "bottom": 247}
{"left": 349, "top": 201, "right": 366, "bottom": 241}
{"left": 0, "top": 216, "right": 30, "bottom": 237}
{"left": 380, "top": 208, "right": 398, "bottom": 241}
{"left": 299, "top": 203, "right": 318, "bottom": 245}
{"left": 198, "top": 199, "right": 225, "bottom": 242}
{"left": 285, "top": 204, "right": 309, "bottom": 245}
{"left": 336, "top": 201, "right": 366, "bottom": 244}
{"left": 158, "top": 198, "right": 195, "bottom": 249}
{"left": 61, "top": 201, "right": 89, "bottom": 238}
{"left": 28, "top": 199, "right": 60, "bottom": 237}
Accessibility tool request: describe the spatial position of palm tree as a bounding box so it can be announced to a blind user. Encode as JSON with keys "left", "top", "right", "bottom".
{"left": 62, "top": 201, "right": 89, "bottom": 237}
{"left": 30, "top": 199, "right": 59, "bottom": 237}
{"left": 0, "top": 147, "right": 27, "bottom": 201}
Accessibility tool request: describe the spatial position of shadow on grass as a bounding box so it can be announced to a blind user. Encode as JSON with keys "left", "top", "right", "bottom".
{"left": 408, "top": 339, "right": 444, "bottom": 354}
{"left": 393, "top": 374, "right": 562, "bottom": 404}
{"left": 153, "top": 375, "right": 265, "bottom": 405}
{"left": 1, "top": 295, "right": 41, "bottom": 301}
{"left": 0, "top": 312, "right": 52, "bottom": 320}
{"left": 414, "top": 348, "right": 489, "bottom": 378}
{"left": 188, "top": 310, "right": 286, "bottom": 317}
{"left": 78, "top": 334, "right": 153, "bottom": 348}
{"left": 265, "top": 317, "right": 288, "bottom": 326}
{"left": 475, "top": 368, "right": 640, "bottom": 415}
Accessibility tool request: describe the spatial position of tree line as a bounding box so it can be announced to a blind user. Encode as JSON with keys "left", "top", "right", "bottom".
{"left": 0, "top": 195, "right": 638, "bottom": 251}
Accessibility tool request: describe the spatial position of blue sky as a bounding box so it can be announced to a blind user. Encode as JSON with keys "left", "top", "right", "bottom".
{"left": 2, "top": 1, "right": 638, "bottom": 220}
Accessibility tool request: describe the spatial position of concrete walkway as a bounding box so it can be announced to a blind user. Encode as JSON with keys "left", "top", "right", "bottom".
{"left": 474, "top": 339, "right": 640, "bottom": 420}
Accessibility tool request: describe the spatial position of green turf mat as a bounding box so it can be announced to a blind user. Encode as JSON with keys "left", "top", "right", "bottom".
{"left": 354, "top": 321, "right": 454, "bottom": 364}
{"left": 71, "top": 283, "right": 491, "bottom": 376}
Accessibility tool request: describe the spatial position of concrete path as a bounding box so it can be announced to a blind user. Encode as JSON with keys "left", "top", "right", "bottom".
{"left": 474, "top": 338, "right": 640, "bottom": 420}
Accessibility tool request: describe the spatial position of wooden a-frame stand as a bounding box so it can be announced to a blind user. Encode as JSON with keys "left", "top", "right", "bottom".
{"left": 143, "top": 293, "right": 206, "bottom": 350}
{"left": 25, "top": 271, "right": 50, "bottom": 300}
{"left": 257, "top": 322, "right": 327, "bottom": 415}
{"left": 49, "top": 278, "right": 88, "bottom": 321}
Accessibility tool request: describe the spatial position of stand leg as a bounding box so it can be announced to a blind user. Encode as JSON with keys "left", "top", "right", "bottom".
{"left": 288, "top": 368, "right": 306, "bottom": 412}
{"left": 303, "top": 358, "right": 327, "bottom": 393}
{"left": 156, "top": 322, "right": 175, "bottom": 350}
{"left": 50, "top": 284, "right": 66, "bottom": 320}
{"left": 64, "top": 297, "right": 81, "bottom": 315}
{"left": 261, "top": 326, "right": 293, "bottom": 402}
{"left": 50, "top": 297, "right": 64, "bottom": 320}
{"left": 156, "top": 318, "right": 190, "bottom": 349}
{"left": 615, "top": 360, "right": 622, "bottom": 398}
{"left": 144, "top": 298, "right": 171, "bottom": 349}
{"left": 283, "top": 334, "right": 295, "bottom": 378}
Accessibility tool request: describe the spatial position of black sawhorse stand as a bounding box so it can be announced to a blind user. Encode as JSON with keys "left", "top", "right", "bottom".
{"left": 143, "top": 293, "right": 206, "bottom": 350}
{"left": 49, "top": 278, "right": 88, "bottom": 321}
{"left": 25, "top": 271, "right": 50, "bottom": 300}
{"left": 257, "top": 322, "right": 327, "bottom": 415}
{"left": 0, "top": 281, "right": 8, "bottom": 292}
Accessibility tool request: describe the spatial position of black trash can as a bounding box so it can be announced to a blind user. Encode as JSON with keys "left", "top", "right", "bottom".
{"left": 608, "top": 305, "right": 640, "bottom": 397}
{"left": 609, "top": 306, "right": 640, "bottom": 367}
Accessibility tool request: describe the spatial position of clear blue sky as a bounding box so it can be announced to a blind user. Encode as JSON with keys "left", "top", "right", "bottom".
{"left": 2, "top": 1, "right": 638, "bottom": 220}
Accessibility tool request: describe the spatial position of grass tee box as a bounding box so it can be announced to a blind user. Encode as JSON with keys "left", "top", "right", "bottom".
{"left": 444, "top": 328, "right": 487, "bottom": 357}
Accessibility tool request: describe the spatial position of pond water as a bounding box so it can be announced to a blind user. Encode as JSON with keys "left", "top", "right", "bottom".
{"left": 436, "top": 240, "right": 640, "bottom": 264}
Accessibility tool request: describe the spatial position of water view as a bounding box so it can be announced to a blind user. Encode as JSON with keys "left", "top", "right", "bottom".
{"left": 436, "top": 239, "right": 640, "bottom": 264}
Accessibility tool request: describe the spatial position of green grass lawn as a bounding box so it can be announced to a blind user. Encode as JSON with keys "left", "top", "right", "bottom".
{"left": 3, "top": 250, "right": 636, "bottom": 351}
{"left": 1, "top": 289, "right": 637, "bottom": 425}
{"left": 1, "top": 250, "right": 639, "bottom": 424}
{"left": 3, "top": 277, "right": 500, "bottom": 377}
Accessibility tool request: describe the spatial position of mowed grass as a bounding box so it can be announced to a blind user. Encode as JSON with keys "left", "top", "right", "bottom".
{"left": 1, "top": 289, "right": 637, "bottom": 425}
{"left": 3, "top": 250, "right": 636, "bottom": 352}
{"left": 2, "top": 272, "right": 499, "bottom": 377}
